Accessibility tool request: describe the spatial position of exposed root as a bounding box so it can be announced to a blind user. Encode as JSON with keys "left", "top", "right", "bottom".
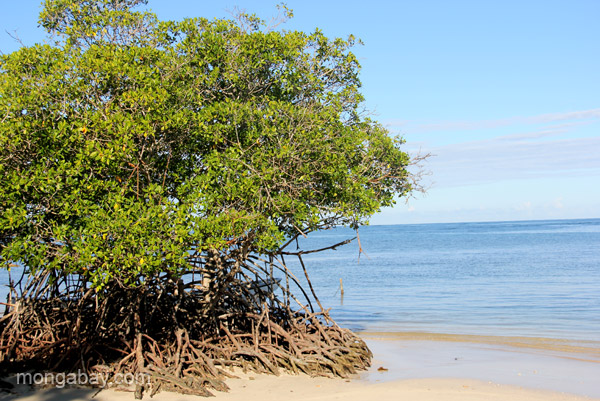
{"left": 0, "top": 250, "right": 371, "bottom": 397}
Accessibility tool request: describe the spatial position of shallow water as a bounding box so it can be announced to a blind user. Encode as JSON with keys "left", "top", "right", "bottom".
{"left": 362, "top": 337, "right": 600, "bottom": 398}
{"left": 284, "top": 218, "right": 600, "bottom": 342}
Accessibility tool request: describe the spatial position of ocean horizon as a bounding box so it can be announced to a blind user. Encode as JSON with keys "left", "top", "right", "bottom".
{"left": 285, "top": 218, "right": 600, "bottom": 343}
{"left": 1, "top": 218, "right": 598, "bottom": 344}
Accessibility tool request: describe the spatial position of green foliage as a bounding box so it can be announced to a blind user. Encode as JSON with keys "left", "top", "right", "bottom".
{"left": 0, "top": 0, "right": 413, "bottom": 290}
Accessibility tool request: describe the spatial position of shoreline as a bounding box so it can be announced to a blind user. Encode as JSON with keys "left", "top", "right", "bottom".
{"left": 360, "top": 335, "right": 600, "bottom": 398}
{"left": 360, "top": 331, "right": 600, "bottom": 363}
{"left": 2, "top": 332, "right": 599, "bottom": 401}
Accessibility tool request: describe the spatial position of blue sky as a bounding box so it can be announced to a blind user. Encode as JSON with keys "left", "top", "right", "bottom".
{"left": 2, "top": 1, "right": 599, "bottom": 224}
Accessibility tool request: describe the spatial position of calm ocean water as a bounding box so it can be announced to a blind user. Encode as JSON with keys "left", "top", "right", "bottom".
{"left": 284, "top": 218, "right": 600, "bottom": 342}
{"left": 1, "top": 219, "right": 598, "bottom": 342}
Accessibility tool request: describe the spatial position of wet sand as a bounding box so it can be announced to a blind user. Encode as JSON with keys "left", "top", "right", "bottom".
{"left": 361, "top": 334, "right": 600, "bottom": 398}
{"left": 362, "top": 332, "right": 600, "bottom": 362}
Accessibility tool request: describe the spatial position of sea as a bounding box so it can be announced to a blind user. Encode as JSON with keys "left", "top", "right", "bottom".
{"left": 1, "top": 218, "right": 599, "bottom": 343}
{"left": 283, "top": 218, "right": 600, "bottom": 342}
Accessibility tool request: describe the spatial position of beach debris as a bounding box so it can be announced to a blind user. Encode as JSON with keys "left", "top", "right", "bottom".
{"left": 377, "top": 366, "right": 389, "bottom": 372}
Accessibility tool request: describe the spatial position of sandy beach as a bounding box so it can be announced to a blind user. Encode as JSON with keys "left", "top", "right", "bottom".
{"left": 3, "top": 334, "right": 599, "bottom": 401}
{"left": 4, "top": 376, "right": 595, "bottom": 401}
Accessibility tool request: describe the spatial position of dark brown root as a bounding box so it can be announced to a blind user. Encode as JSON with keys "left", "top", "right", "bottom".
{"left": 0, "top": 249, "right": 371, "bottom": 398}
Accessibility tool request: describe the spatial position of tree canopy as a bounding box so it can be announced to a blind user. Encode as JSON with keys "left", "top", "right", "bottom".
{"left": 0, "top": 1, "right": 422, "bottom": 396}
{"left": 0, "top": 0, "right": 414, "bottom": 290}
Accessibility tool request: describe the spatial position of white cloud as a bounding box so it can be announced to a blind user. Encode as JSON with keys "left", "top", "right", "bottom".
{"left": 373, "top": 108, "right": 600, "bottom": 224}
{"left": 530, "top": 108, "right": 600, "bottom": 124}
{"left": 385, "top": 107, "right": 600, "bottom": 135}
{"left": 423, "top": 134, "right": 600, "bottom": 187}
{"left": 553, "top": 197, "right": 564, "bottom": 209}
{"left": 514, "top": 201, "right": 532, "bottom": 212}
{"left": 394, "top": 107, "right": 600, "bottom": 188}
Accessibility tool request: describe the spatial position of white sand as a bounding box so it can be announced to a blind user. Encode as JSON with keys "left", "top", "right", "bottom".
{"left": 3, "top": 374, "right": 596, "bottom": 401}
{"left": 2, "top": 336, "right": 599, "bottom": 401}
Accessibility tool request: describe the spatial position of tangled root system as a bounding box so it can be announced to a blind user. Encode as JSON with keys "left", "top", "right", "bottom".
{"left": 0, "top": 246, "right": 371, "bottom": 397}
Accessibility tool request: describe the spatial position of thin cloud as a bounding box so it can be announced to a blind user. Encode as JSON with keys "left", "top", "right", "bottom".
{"left": 423, "top": 135, "right": 600, "bottom": 187}
{"left": 386, "top": 107, "right": 600, "bottom": 134}
{"left": 494, "top": 127, "right": 568, "bottom": 142}
{"left": 530, "top": 108, "right": 600, "bottom": 123}
{"left": 387, "top": 107, "right": 600, "bottom": 189}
